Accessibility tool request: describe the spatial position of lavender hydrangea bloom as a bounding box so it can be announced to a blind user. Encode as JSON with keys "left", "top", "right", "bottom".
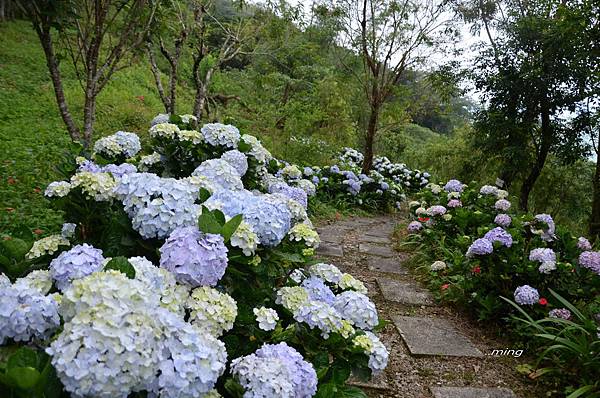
{"left": 0, "top": 284, "right": 60, "bottom": 344}
{"left": 407, "top": 221, "right": 422, "bottom": 233}
{"left": 160, "top": 226, "right": 228, "bottom": 287}
{"left": 150, "top": 113, "right": 170, "bottom": 126}
{"left": 494, "top": 199, "right": 511, "bottom": 211}
{"left": 579, "top": 251, "right": 600, "bottom": 275}
{"left": 514, "top": 285, "right": 539, "bottom": 305}
{"left": 549, "top": 308, "right": 571, "bottom": 320}
{"left": 269, "top": 182, "right": 308, "bottom": 208}
{"left": 447, "top": 199, "right": 462, "bottom": 208}
{"left": 534, "top": 214, "right": 556, "bottom": 242}
{"left": 443, "top": 179, "right": 463, "bottom": 193}
{"left": 50, "top": 244, "right": 105, "bottom": 290}
{"left": 466, "top": 238, "right": 493, "bottom": 257}
{"left": 255, "top": 343, "right": 318, "bottom": 398}
{"left": 333, "top": 291, "right": 379, "bottom": 330}
{"left": 101, "top": 163, "right": 137, "bottom": 178}
{"left": 221, "top": 150, "right": 248, "bottom": 176}
{"left": 483, "top": 227, "right": 513, "bottom": 247}
{"left": 494, "top": 214, "right": 512, "bottom": 227}
{"left": 243, "top": 198, "right": 292, "bottom": 247}
{"left": 301, "top": 277, "right": 335, "bottom": 305}
{"left": 78, "top": 159, "right": 103, "bottom": 173}
{"left": 427, "top": 205, "right": 447, "bottom": 216}
{"left": 577, "top": 237, "right": 592, "bottom": 251}
{"left": 529, "top": 248, "right": 556, "bottom": 263}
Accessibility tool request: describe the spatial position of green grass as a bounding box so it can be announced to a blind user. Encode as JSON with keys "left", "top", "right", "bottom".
{"left": 0, "top": 21, "right": 194, "bottom": 235}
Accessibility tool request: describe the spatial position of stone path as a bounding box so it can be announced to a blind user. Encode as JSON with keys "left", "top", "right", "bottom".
{"left": 316, "top": 215, "right": 541, "bottom": 398}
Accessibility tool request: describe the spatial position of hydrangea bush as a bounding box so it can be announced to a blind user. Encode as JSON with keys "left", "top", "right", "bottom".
{"left": 0, "top": 115, "right": 388, "bottom": 398}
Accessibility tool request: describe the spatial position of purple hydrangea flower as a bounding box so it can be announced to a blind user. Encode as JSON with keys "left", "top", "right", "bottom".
{"left": 466, "top": 238, "right": 493, "bottom": 257}
{"left": 534, "top": 214, "right": 556, "bottom": 242}
{"left": 311, "top": 176, "right": 320, "bottom": 184}
{"left": 268, "top": 182, "right": 308, "bottom": 208}
{"left": 255, "top": 343, "right": 317, "bottom": 398}
{"left": 443, "top": 179, "right": 463, "bottom": 193}
{"left": 447, "top": 199, "right": 462, "bottom": 208}
{"left": 494, "top": 214, "right": 512, "bottom": 227}
{"left": 159, "top": 226, "right": 228, "bottom": 287}
{"left": 494, "top": 199, "right": 511, "bottom": 211}
{"left": 78, "top": 159, "right": 102, "bottom": 173}
{"left": 50, "top": 244, "right": 105, "bottom": 291}
{"left": 579, "top": 251, "right": 600, "bottom": 275}
{"left": 577, "top": 237, "right": 592, "bottom": 251}
{"left": 380, "top": 182, "right": 389, "bottom": 191}
{"left": 407, "top": 221, "right": 422, "bottom": 233}
{"left": 514, "top": 285, "right": 539, "bottom": 305}
{"left": 330, "top": 165, "right": 340, "bottom": 174}
{"left": 301, "top": 277, "right": 335, "bottom": 305}
{"left": 427, "top": 205, "right": 447, "bottom": 216}
{"left": 548, "top": 308, "right": 571, "bottom": 320}
{"left": 529, "top": 248, "right": 556, "bottom": 263}
{"left": 483, "top": 227, "right": 513, "bottom": 247}
{"left": 101, "top": 163, "right": 138, "bottom": 178}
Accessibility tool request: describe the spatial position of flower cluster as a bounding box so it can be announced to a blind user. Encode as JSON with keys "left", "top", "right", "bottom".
{"left": 93, "top": 131, "right": 141, "bottom": 159}
{"left": 187, "top": 286, "right": 238, "bottom": 337}
{"left": 200, "top": 123, "right": 240, "bottom": 148}
{"left": 49, "top": 243, "right": 105, "bottom": 291}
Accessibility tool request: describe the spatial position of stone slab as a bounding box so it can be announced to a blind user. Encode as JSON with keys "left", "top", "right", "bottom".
{"left": 392, "top": 316, "right": 483, "bottom": 357}
{"left": 376, "top": 278, "right": 433, "bottom": 305}
{"left": 367, "top": 257, "right": 408, "bottom": 275}
{"left": 430, "top": 387, "right": 517, "bottom": 398}
{"left": 348, "top": 373, "right": 389, "bottom": 390}
{"left": 358, "top": 234, "right": 390, "bottom": 244}
{"left": 364, "top": 224, "right": 395, "bottom": 238}
{"left": 316, "top": 243, "right": 344, "bottom": 257}
{"left": 359, "top": 243, "right": 396, "bottom": 257}
{"left": 317, "top": 231, "right": 344, "bottom": 244}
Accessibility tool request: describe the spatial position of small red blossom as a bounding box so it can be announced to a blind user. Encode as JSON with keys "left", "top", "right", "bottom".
{"left": 136, "top": 95, "right": 145, "bottom": 101}
{"left": 472, "top": 265, "right": 481, "bottom": 274}
{"left": 538, "top": 298, "right": 548, "bottom": 306}
{"left": 7, "top": 177, "right": 16, "bottom": 185}
{"left": 418, "top": 217, "right": 430, "bottom": 222}
{"left": 441, "top": 283, "right": 450, "bottom": 290}
{"left": 33, "top": 187, "right": 41, "bottom": 193}
{"left": 33, "top": 229, "right": 44, "bottom": 235}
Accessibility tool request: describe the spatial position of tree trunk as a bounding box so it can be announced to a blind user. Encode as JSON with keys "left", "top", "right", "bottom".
{"left": 147, "top": 44, "right": 169, "bottom": 113}
{"left": 362, "top": 104, "right": 380, "bottom": 174}
{"left": 519, "top": 104, "right": 552, "bottom": 211}
{"left": 589, "top": 131, "right": 600, "bottom": 238}
{"left": 193, "top": 67, "right": 213, "bottom": 120}
{"left": 35, "top": 25, "right": 81, "bottom": 142}
{"left": 82, "top": 93, "right": 96, "bottom": 149}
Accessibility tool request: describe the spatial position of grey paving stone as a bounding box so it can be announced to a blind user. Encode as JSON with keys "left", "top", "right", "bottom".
{"left": 364, "top": 224, "right": 395, "bottom": 238}
{"left": 376, "top": 278, "right": 433, "bottom": 305}
{"left": 358, "top": 234, "right": 390, "bottom": 244}
{"left": 348, "top": 373, "right": 389, "bottom": 390}
{"left": 358, "top": 243, "right": 396, "bottom": 257}
{"left": 392, "top": 316, "right": 483, "bottom": 357}
{"left": 430, "top": 387, "right": 517, "bottom": 398}
{"left": 367, "top": 257, "right": 408, "bottom": 275}
{"left": 316, "top": 243, "right": 343, "bottom": 257}
{"left": 317, "top": 229, "right": 344, "bottom": 244}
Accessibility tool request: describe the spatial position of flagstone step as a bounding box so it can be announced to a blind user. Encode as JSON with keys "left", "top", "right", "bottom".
{"left": 392, "top": 316, "right": 483, "bottom": 357}
{"left": 316, "top": 243, "right": 344, "bottom": 257}
{"left": 376, "top": 277, "right": 433, "bottom": 305}
{"left": 367, "top": 257, "right": 408, "bottom": 275}
{"left": 358, "top": 234, "right": 391, "bottom": 244}
{"left": 359, "top": 243, "right": 396, "bottom": 257}
{"left": 430, "top": 386, "right": 517, "bottom": 398}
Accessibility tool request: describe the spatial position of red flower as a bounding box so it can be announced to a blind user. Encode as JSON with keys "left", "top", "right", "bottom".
{"left": 33, "top": 187, "right": 41, "bottom": 193}
{"left": 7, "top": 177, "right": 16, "bottom": 185}
{"left": 418, "top": 217, "right": 430, "bottom": 222}
{"left": 136, "top": 95, "right": 145, "bottom": 101}
{"left": 538, "top": 298, "right": 548, "bottom": 306}
{"left": 33, "top": 229, "right": 43, "bottom": 235}
{"left": 472, "top": 265, "right": 481, "bottom": 274}
{"left": 441, "top": 283, "right": 450, "bottom": 290}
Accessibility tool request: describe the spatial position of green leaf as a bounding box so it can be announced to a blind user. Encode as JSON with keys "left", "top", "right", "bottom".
{"left": 198, "top": 188, "right": 211, "bottom": 203}
{"left": 223, "top": 378, "right": 245, "bottom": 397}
{"left": 7, "top": 347, "right": 38, "bottom": 370}
{"left": 0, "top": 238, "right": 32, "bottom": 259}
{"left": 213, "top": 209, "right": 226, "bottom": 225}
{"left": 337, "top": 385, "right": 367, "bottom": 397}
{"left": 315, "top": 381, "right": 337, "bottom": 398}
{"left": 198, "top": 207, "right": 223, "bottom": 235}
{"left": 222, "top": 214, "right": 243, "bottom": 242}
{"left": 104, "top": 256, "right": 136, "bottom": 279}
{"left": 6, "top": 366, "right": 41, "bottom": 390}
{"left": 237, "top": 140, "right": 252, "bottom": 153}
{"left": 331, "top": 363, "right": 351, "bottom": 385}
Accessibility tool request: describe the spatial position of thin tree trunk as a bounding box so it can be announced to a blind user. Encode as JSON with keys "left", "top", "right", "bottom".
{"left": 519, "top": 105, "right": 552, "bottom": 211}
{"left": 147, "top": 44, "right": 169, "bottom": 113}
{"left": 82, "top": 94, "right": 96, "bottom": 148}
{"left": 35, "top": 25, "right": 81, "bottom": 142}
{"left": 589, "top": 131, "right": 600, "bottom": 238}
{"left": 193, "top": 66, "right": 213, "bottom": 120}
{"left": 362, "top": 104, "right": 380, "bottom": 174}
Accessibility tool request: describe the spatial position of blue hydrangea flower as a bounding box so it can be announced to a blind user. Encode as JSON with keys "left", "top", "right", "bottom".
{"left": 50, "top": 244, "right": 105, "bottom": 290}
{"left": 101, "top": 163, "right": 138, "bottom": 178}
{"left": 221, "top": 150, "right": 248, "bottom": 176}
{"left": 78, "top": 159, "right": 103, "bottom": 173}
{"left": 443, "top": 179, "right": 463, "bottom": 193}
{"left": 268, "top": 182, "right": 308, "bottom": 208}
{"left": 579, "top": 251, "right": 600, "bottom": 275}
{"left": 301, "top": 277, "right": 335, "bottom": 305}
{"left": 548, "top": 308, "right": 571, "bottom": 320}
{"left": 150, "top": 113, "right": 170, "bottom": 126}
{"left": 293, "top": 300, "right": 343, "bottom": 338}
{"left": 200, "top": 123, "right": 240, "bottom": 148}
{"left": 466, "top": 238, "right": 493, "bottom": 257}
{"left": 0, "top": 284, "right": 60, "bottom": 344}
{"left": 427, "top": 205, "right": 447, "bottom": 216}
{"left": 330, "top": 165, "right": 340, "bottom": 173}
{"left": 494, "top": 214, "right": 512, "bottom": 227}
{"left": 483, "top": 227, "right": 513, "bottom": 247}
{"left": 533, "top": 214, "right": 556, "bottom": 242}
{"left": 231, "top": 353, "right": 295, "bottom": 397}
{"left": 333, "top": 291, "right": 379, "bottom": 330}
{"left": 577, "top": 237, "right": 592, "bottom": 251}
{"left": 514, "top": 285, "right": 539, "bottom": 305}
{"left": 192, "top": 159, "right": 244, "bottom": 191}
{"left": 407, "top": 221, "right": 422, "bottom": 233}
{"left": 160, "top": 226, "right": 229, "bottom": 287}
{"left": 529, "top": 248, "right": 556, "bottom": 263}
{"left": 494, "top": 199, "right": 511, "bottom": 211}
{"left": 243, "top": 197, "right": 292, "bottom": 247}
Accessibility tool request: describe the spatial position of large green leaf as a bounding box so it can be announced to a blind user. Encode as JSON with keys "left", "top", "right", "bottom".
{"left": 104, "top": 257, "right": 136, "bottom": 279}
{"left": 222, "top": 214, "right": 243, "bottom": 242}
{"left": 198, "top": 206, "right": 223, "bottom": 235}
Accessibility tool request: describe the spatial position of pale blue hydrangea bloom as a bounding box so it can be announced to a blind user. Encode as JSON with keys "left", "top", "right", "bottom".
{"left": 192, "top": 159, "right": 244, "bottom": 191}
{"left": 0, "top": 283, "right": 60, "bottom": 344}
{"left": 427, "top": 205, "right": 447, "bottom": 216}
{"left": 242, "top": 197, "right": 292, "bottom": 247}
{"left": 577, "top": 237, "right": 592, "bottom": 250}
{"left": 514, "top": 285, "right": 539, "bottom": 305}
{"left": 231, "top": 353, "right": 295, "bottom": 397}
{"left": 50, "top": 243, "right": 105, "bottom": 291}
{"left": 160, "top": 227, "right": 228, "bottom": 287}
{"left": 407, "top": 221, "right": 422, "bottom": 233}
{"left": 268, "top": 182, "right": 308, "bottom": 208}
{"left": 200, "top": 123, "right": 240, "bottom": 148}
{"left": 579, "top": 251, "right": 600, "bottom": 275}
{"left": 102, "top": 163, "right": 138, "bottom": 178}
{"left": 293, "top": 300, "right": 343, "bottom": 338}
{"left": 93, "top": 131, "right": 141, "bottom": 158}
{"left": 301, "top": 276, "right": 335, "bottom": 305}
{"left": 295, "top": 179, "right": 317, "bottom": 196}
{"left": 443, "top": 179, "right": 463, "bottom": 193}
{"left": 549, "top": 308, "right": 571, "bottom": 320}
{"left": 221, "top": 150, "right": 249, "bottom": 176}
{"left": 533, "top": 214, "right": 556, "bottom": 242}
{"left": 333, "top": 291, "right": 379, "bottom": 330}
{"left": 61, "top": 222, "right": 76, "bottom": 238}
{"left": 353, "top": 331, "right": 389, "bottom": 374}
{"left": 483, "top": 227, "right": 513, "bottom": 247}
{"left": 466, "top": 238, "right": 493, "bottom": 257}
{"left": 494, "top": 199, "right": 511, "bottom": 211}
{"left": 309, "top": 263, "right": 343, "bottom": 284}
{"left": 150, "top": 113, "right": 170, "bottom": 126}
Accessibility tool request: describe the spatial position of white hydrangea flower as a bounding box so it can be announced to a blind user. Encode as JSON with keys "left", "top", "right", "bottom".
{"left": 337, "top": 273, "right": 368, "bottom": 294}
{"left": 408, "top": 200, "right": 420, "bottom": 208}
{"left": 293, "top": 300, "right": 344, "bottom": 339}
{"left": 186, "top": 286, "right": 238, "bottom": 337}
{"left": 430, "top": 260, "right": 447, "bottom": 271}
{"left": 288, "top": 223, "right": 320, "bottom": 248}
{"left": 150, "top": 123, "right": 180, "bottom": 139}
{"left": 241, "top": 134, "right": 273, "bottom": 164}
{"left": 230, "top": 221, "right": 259, "bottom": 256}
{"left": 177, "top": 129, "right": 203, "bottom": 144}
{"left": 231, "top": 354, "right": 295, "bottom": 398}
{"left": 25, "top": 234, "right": 70, "bottom": 259}
{"left": 70, "top": 171, "right": 116, "bottom": 201}
{"left": 93, "top": 131, "right": 141, "bottom": 158}
{"left": 200, "top": 123, "right": 240, "bottom": 148}
{"left": 14, "top": 270, "right": 53, "bottom": 294}
{"left": 138, "top": 152, "right": 162, "bottom": 171}
{"left": 276, "top": 286, "right": 310, "bottom": 313}
{"left": 179, "top": 114, "right": 197, "bottom": 124}
{"left": 309, "top": 263, "right": 343, "bottom": 284}
{"left": 45, "top": 181, "right": 72, "bottom": 197}
{"left": 253, "top": 307, "right": 279, "bottom": 331}
{"left": 538, "top": 261, "right": 557, "bottom": 274}
{"left": 295, "top": 179, "right": 316, "bottom": 196}
{"left": 281, "top": 165, "right": 302, "bottom": 180}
